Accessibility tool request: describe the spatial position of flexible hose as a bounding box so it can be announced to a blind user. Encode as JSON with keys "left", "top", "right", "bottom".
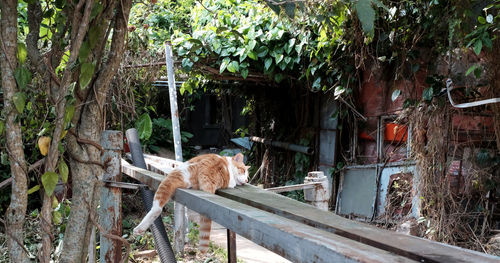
{"left": 126, "top": 128, "right": 177, "bottom": 263}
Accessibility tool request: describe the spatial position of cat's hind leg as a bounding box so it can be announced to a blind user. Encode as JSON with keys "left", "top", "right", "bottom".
{"left": 133, "top": 199, "right": 162, "bottom": 235}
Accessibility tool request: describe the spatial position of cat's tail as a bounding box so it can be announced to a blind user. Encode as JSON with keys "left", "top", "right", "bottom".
{"left": 198, "top": 215, "right": 212, "bottom": 253}
{"left": 133, "top": 171, "right": 187, "bottom": 235}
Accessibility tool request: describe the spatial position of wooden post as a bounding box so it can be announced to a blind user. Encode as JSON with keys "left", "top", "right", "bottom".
{"left": 303, "top": 171, "right": 329, "bottom": 211}
{"left": 99, "top": 131, "right": 123, "bottom": 263}
{"left": 227, "top": 229, "right": 236, "bottom": 263}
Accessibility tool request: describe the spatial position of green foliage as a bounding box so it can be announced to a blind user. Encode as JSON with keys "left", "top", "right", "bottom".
{"left": 135, "top": 113, "right": 153, "bottom": 141}
{"left": 12, "top": 92, "right": 27, "bottom": 114}
{"left": 172, "top": 0, "right": 316, "bottom": 86}
{"left": 41, "top": 171, "right": 59, "bottom": 197}
{"left": 79, "top": 62, "right": 95, "bottom": 89}
{"left": 140, "top": 116, "right": 194, "bottom": 153}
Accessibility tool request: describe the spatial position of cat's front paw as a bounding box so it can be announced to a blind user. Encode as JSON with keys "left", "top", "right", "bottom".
{"left": 133, "top": 225, "right": 147, "bottom": 235}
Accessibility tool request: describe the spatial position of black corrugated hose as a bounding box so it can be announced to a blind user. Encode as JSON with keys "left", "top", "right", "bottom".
{"left": 126, "top": 128, "right": 177, "bottom": 263}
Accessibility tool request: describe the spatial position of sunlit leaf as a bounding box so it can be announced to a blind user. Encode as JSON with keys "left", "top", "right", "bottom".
{"left": 136, "top": 113, "right": 152, "bottom": 140}
{"left": 42, "top": 171, "right": 59, "bottom": 196}
{"left": 17, "top": 43, "right": 27, "bottom": 64}
{"left": 0, "top": 121, "right": 4, "bottom": 135}
{"left": 220, "top": 57, "right": 230, "bottom": 73}
{"left": 28, "top": 185, "right": 40, "bottom": 195}
{"left": 227, "top": 61, "right": 239, "bottom": 73}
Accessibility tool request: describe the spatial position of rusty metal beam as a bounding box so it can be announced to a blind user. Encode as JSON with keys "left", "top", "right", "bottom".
{"left": 99, "top": 131, "right": 123, "bottom": 263}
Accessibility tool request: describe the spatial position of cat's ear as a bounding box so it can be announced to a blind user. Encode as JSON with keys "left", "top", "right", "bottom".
{"left": 233, "top": 153, "right": 244, "bottom": 163}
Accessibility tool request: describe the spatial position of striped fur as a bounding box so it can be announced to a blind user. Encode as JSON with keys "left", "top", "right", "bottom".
{"left": 133, "top": 153, "right": 249, "bottom": 253}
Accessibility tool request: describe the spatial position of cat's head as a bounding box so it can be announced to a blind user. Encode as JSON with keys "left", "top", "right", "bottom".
{"left": 232, "top": 153, "right": 249, "bottom": 185}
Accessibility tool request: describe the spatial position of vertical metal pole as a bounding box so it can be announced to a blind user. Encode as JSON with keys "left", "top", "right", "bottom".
{"left": 99, "top": 131, "right": 123, "bottom": 263}
{"left": 227, "top": 229, "right": 237, "bottom": 263}
{"left": 165, "top": 42, "right": 187, "bottom": 254}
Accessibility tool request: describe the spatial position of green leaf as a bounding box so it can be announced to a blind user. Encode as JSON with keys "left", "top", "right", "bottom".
{"left": 14, "top": 66, "right": 32, "bottom": 90}
{"left": 42, "top": 171, "right": 59, "bottom": 196}
{"left": 182, "top": 58, "right": 194, "bottom": 71}
{"left": 247, "top": 39, "right": 257, "bottom": 51}
{"left": 79, "top": 41, "right": 90, "bottom": 63}
{"left": 227, "top": 61, "right": 239, "bottom": 73}
{"left": 473, "top": 40, "right": 482, "bottom": 55}
{"left": 477, "top": 16, "right": 486, "bottom": 24}
{"left": 79, "top": 62, "right": 95, "bottom": 89}
{"left": 55, "top": 0, "right": 66, "bottom": 9}
{"left": 482, "top": 36, "right": 492, "bottom": 49}
{"left": 58, "top": 160, "right": 69, "bottom": 183}
{"left": 422, "top": 87, "right": 434, "bottom": 101}
{"left": 0, "top": 121, "right": 4, "bottom": 135}
{"left": 220, "top": 57, "right": 230, "bottom": 73}
{"left": 13, "top": 92, "right": 27, "bottom": 114}
{"left": 312, "top": 77, "right": 321, "bottom": 90}
{"left": 136, "top": 113, "right": 152, "bottom": 140}
{"left": 64, "top": 104, "right": 75, "bottom": 126}
{"left": 264, "top": 58, "right": 272, "bottom": 71}
{"left": 28, "top": 185, "right": 40, "bottom": 195}
{"left": 466, "top": 64, "right": 480, "bottom": 76}
{"left": 241, "top": 68, "right": 249, "bottom": 79}
{"left": 354, "top": 0, "right": 375, "bottom": 36}
{"left": 257, "top": 46, "right": 268, "bottom": 57}
{"left": 88, "top": 25, "right": 100, "bottom": 48}
{"left": 216, "top": 26, "right": 229, "bottom": 34}
{"left": 52, "top": 211, "right": 62, "bottom": 225}
{"left": 391, "top": 89, "right": 401, "bottom": 101}
{"left": 275, "top": 54, "right": 284, "bottom": 64}
{"left": 17, "top": 43, "right": 27, "bottom": 64}
{"left": 274, "top": 73, "right": 285, "bottom": 83}
{"left": 247, "top": 51, "right": 257, "bottom": 60}
{"left": 284, "top": 3, "right": 295, "bottom": 18}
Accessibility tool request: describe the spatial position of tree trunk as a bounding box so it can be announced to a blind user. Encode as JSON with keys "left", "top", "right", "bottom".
{"left": 59, "top": 0, "right": 132, "bottom": 261}
{"left": 0, "top": 0, "right": 30, "bottom": 262}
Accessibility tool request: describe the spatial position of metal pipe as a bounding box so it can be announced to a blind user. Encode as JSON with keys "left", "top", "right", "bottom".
{"left": 165, "top": 42, "right": 188, "bottom": 253}
{"left": 249, "top": 136, "right": 313, "bottom": 155}
{"left": 126, "top": 128, "right": 176, "bottom": 263}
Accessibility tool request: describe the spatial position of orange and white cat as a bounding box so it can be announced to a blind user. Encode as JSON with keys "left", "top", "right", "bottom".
{"left": 133, "top": 153, "right": 249, "bottom": 253}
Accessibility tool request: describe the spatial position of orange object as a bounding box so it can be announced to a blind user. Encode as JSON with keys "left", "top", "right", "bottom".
{"left": 385, "top": 123, "right": 408, "bottom": 142}
{"left": 359, "top": 131, "right": 375, "bottom": 141}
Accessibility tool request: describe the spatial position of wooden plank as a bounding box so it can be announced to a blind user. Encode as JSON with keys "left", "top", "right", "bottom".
{"left": 174, "top": 188, "right": 417, "bottom": 263}
{"left": 217, "top": 185, "right": 500, "bottom": 263}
